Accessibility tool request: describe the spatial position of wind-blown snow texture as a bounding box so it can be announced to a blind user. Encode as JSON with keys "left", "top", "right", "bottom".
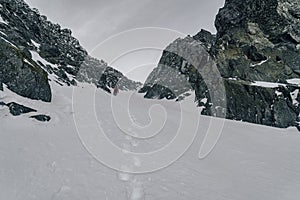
{"left": 0, "top": 0, "right": 300, "bottom": 199}
{"left": 0, "top": 83, "right": 299, "bottom": 200}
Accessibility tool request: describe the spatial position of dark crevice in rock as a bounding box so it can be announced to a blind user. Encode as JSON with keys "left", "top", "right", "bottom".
{"left": 243, "top": 46, "right": 267, "bottom": 62}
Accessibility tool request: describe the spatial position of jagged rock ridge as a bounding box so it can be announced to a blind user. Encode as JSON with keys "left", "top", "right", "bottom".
{"left": 0, "top": 0, "right": 140, "bottom": 103}
{"left": 140, "top": 0, "right": 300, "bottom": 129}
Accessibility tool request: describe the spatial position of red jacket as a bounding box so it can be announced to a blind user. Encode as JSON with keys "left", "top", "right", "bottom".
{"left": 113, "top": 85, "right": 119, "bottom": 96}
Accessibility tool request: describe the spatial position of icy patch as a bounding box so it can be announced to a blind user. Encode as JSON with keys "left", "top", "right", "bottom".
{"left": 0, "top": 37, "right": 17, "bottom": 48}
{"left": 30, "top": 50, "right": 57, "bottom": 69}
{"left": 287, "top": 78, "right": 300, "bottom": 85}
{"left": 0, "top": 30, "right": 7, "bottom": 36}
{"left": 30, "top": 50, "right": 76, "bottom": 85}
{"left": 275, "top": 90, "right": 283, "bottom": 96}
{"left": 251, "top": 81, "right": 285, "bottom": 88}
{"left": 29, "top": 50, "right": 62, "bottom": 83}
{"left": 250, "top": 59, "right": 268, "bottom": 67}
{"left": 0, "top": 15, "right": 8, "bottom": 25}
{"left": 23, "top": 58, "right": 35, "bottom": 67}
{"left": 290, "top": 89, "right": 299, "bottom": 106}
{"left": 64, "top": 65, "right": 76, "bottom": 79}
{"left": 200, "top": 98, "right": 208, "bottom": 104}
{"left": 30, "top": 39, "right": 40, "bottom": 49}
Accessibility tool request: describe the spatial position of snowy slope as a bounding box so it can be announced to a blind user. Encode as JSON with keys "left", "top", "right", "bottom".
{"left": 0, "top": 83, "right": 300, "bottom": 200}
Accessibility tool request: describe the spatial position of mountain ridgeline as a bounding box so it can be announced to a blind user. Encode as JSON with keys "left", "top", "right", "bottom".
{"left": 140, "top": 0, "right": 300, "bottom": 129}
{"left": 1, "top": 0, "right": 300, "bottom": 129}
{"left": 0, "top": 0, "right": 140, "bottom": 103}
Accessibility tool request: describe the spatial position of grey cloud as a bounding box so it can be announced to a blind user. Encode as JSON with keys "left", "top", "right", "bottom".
{"left": 25, "top": 0, "right": 225, "bottom": 51}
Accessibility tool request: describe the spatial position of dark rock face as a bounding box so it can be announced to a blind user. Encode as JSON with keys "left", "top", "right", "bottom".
{"left": 193, "top": 29, "right": 216, "bottom": 50}
{"left": 97, "top": 66, "right": 141, "bottom": 93}
{"left": 0, "top": 0, "right": 87, "bottom": 73}
{"left": 143, "top": 84, "right": 176, "bottom": 100}
{"left": 5, "top": 102, "right": 37, "bottom": 116}
{"left": 76, "top": 56, "right": 142, "bottom": 93}
{"left": 0, "top": 0, "right": 141, "bottom": 102}
{"left": 212, "top": 0, "right": 300, "bottom": 128}
{"left": 224, "top": 80, "right": 300, "bottom": 128}
{"left": 0, "top": 0, "right": 84, "bottom": 101}
{"left": 215, "top": 0, "right": 300, "bottom": 44}
{"left": 141, "top": 0, "right": 300, "bottom": 129}
{"left": 0, "top": 79, "right": 3, "bottom": 91}
{"left": 0, "top": 39, "right": 51, "bottom": 102}
{"left": 140, "top": 36, "right": 210, "bottom": 102}
{"left": 30, "top": 114, "right": 51, "bottom": 122}
{"left": 213, "top": 0, "right": 300, "bottom": 82}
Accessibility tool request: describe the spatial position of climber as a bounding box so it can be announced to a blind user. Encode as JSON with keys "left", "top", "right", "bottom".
{"left": 113, "top": 84, "right": 119, "bottom": 96}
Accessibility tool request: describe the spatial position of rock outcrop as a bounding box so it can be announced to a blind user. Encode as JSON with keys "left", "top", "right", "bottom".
{"left": 0, "top": 0, "right": 140, "bottom": 102}
{"left": 0, "top": 38, "right": 51, "bottom": 101}
{"left": 140, "top": 0, "right": 300, "bottom": 129}
{"left": 0, "top": 101, "right": 37, "bottom": 116}
{"left": 77, "top": 56, "right": 141, "bottom": 93}
{"left": 30, "top": 114, "right": 51, "bottom": 122}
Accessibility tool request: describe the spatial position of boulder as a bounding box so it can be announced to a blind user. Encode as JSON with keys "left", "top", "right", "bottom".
{"left": 6, "top": 102, "right": 37, "bottom": 116}
{"left": 30, "top": 114, "right": 51, "bottom": 122}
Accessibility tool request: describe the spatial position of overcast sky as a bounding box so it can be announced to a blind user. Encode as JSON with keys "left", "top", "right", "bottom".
{"left": 25, "top": 0, "right": 224, "bottom": 50}
{"left": 25, "top": 0, "right": 225, "bottom": 82}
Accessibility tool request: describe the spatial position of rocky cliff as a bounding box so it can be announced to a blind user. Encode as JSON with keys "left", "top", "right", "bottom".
{"left": 0, "top": 0, "right": 140, "bottom": 103}
{"left": 140, "top": 0, "right": 300, "bottom": 129}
